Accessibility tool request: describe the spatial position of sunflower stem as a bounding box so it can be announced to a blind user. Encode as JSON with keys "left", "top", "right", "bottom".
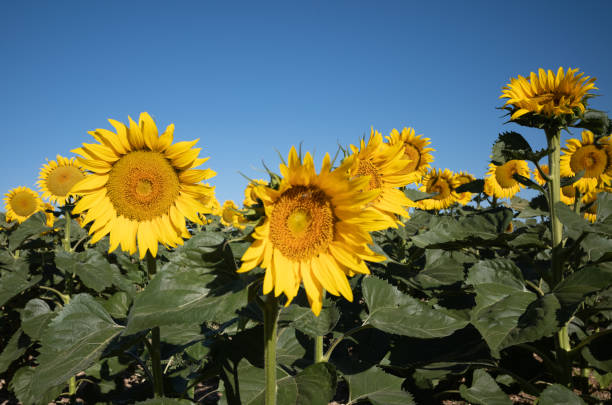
{"left": 546, "top": 127, "right": 572, "bottom": 386}
{"left": 314, "top": 335, "right": 324, "bottom": 363}
{"left": 145, "top": 253, "right": 164, "bottom": 397}
{"left": 63, "top": 207, "right": 71, "bottom": 252}
{"left": 573, "top": 188, "right": 582, "bottom": 214}
{"left": 262, "top": 294, "right": 279, "bottom": 405}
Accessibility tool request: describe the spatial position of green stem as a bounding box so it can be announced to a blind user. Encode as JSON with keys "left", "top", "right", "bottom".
{"left": 145, "top": 253, "right": 164, "bottom": 397}
{"left": 262, "top": 294, "right": 279, "bottom": 405}
{"left": 314, "top": 335, "right": 324, "bottom": 363}
{"left": 573, "top": 188, "right": 582, "bottom": 214}
{"left": 63, "top": 208, "right": 71, "bottom": 252}
{"left": 568, "top": 328, "right": 612, "bottom": 356}
{"left": 546, "top": 128, "right": 563, "bottom": 286}
{"left": 322, "top": 324, "right": 373, "bottom": 362}
{"left": 39, "top": 286, "right": 70, "bottom": 305}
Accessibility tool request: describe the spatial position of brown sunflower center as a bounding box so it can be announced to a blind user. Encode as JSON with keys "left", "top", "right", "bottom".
{"left": 356, "top": 159, "right": 382, "bottom": 190}
{"left": 562, "top": 185, "right": 576, "bottom": 199}
{"left": 403, "top": 144, "right": 421, "bottom": 172}
{"left": 11, "top": 191, "right": 38, "bottom": 217}
{"left": 495, "top": 162, "right": 520, "bottom": 188}
{"left": 570, "top": 145, "right": 608, "bottom": 178}
{"left": 106, "top": 151, "right": 180, "bottom": 221}
{"left": 269, "top": 185, "right": 334, "bottom": 261}
{"left": 427, "top": 177, "right": 451, "bottom": 200}
{"left": 46, "top": 165, "right": 85, "bottom": 197}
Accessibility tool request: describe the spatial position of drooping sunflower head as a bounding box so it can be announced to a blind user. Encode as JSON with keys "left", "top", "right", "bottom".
{"left": 220, "top": 200, "right": 247, "bottom": 229}
{"left": 37, "top": 155, "right": 87, "bottom": 206}
{"left": 243, "top": 179, "right": 267, "bottom": 207}
{"left": 484, "top": 160, "right": 530, "bottom": 199}
{"left": 560, "top": 131, "right": 612, "bottom": 194}
{"left": 348, "top": 128, "right": 414, "bottom": 226}
{"left": 70, "top": 112, "right": 216, "bottom": 259}
{"left": 237, "top": 146, "right": 388, "bottom": 315}
{"left": 532, "top": 164, "right": 549, "bottom": 186}
{"left": 500, "top": 67, "right": 597, "bottom": 121}
{"left": 386, "top": 127, "right": 434, "bottom": 184}
{"left": 453, "top": 171, "right": 476, "bottom": 205}
{"left": 4, "top": 186, "right": 45, "bottom": 224}
{"left": 417, "top": 168, "right": 459, "bottom": 210}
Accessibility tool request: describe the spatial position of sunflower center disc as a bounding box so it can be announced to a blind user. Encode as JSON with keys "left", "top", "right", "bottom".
{"left": 571, "top": 145, "right": 607, "bottom": 178}
{"left": 106, "top": 151, "right": 180, "bottom": 221}
{"left": 496, "top": 163, "right": 519, "bottom": 188}
{"left": 356, "top": 159, "right": 382, "bottom": 190}
{"left": 430, "top": 179, "right": 450, "bottom": 201}
{"left": 269, "top": 186, "right": 334, "bottom": 261}
{"left": 403, "top": 144, "right": 421, "bottom": 172}
{"left": 47, "top": 166, "right": 85, "bottom": 197}
{"left": 11, "top": 191, "right": 38, "bottom": 217}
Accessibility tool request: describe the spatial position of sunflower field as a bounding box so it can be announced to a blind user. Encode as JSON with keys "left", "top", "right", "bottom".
{"left": 1, "top": 67, "right": 612, "bottom": 405}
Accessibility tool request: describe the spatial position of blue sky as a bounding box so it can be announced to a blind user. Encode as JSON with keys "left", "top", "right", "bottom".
{"left": 2, "top": 0, "right": 612, "bottom": 207}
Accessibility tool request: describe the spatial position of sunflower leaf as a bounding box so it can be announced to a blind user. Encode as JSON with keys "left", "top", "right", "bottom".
{"left": 7, "top": 212, "right": 49, "bottom": 251}
{"left": 491, "top": 132, "right": 533, "bottom": 165}
{"left": 459, "top": 369, "right": 512, "bottom": 405}
{"left": 513, "top": 174, "right": 544, "bottom": 193}
{"left": 455, "top": 179, "right": 484, "bottom": 194}
{"left": 346, "top": 365, "right": 414, "bottom": 405}
{"left": 537, "top": 384, "right": 587, "bottom": 405}
{"left": 0, "top": 329, "right": 30, "bottom": 374}
{"left": 573, "top": 108, "right": 612, "bottom": 138}
{"left": 0, "top": 261, "right": 42, "bottom": 307}
{"left": 20, "top": 298, "right": 57, "bottom": 341}
{"left": 403, "top": 188, "right": 437, "bottom": 202}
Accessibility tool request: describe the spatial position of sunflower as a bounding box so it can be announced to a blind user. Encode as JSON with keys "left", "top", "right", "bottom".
{"left": 417, "top": 168, "right": 460, "bottom": 210}
{"left": 484, "top": 160, "right": 530, "bottom": 199}
{"left": 582, "top": 192, "right": 599, "bottom": 223}
{"left": 197, "top": 183, "right": 220, "bottom": 223}
{"left": 4, "top": 186, "right": 45, "bottom": 224}
{"left": 453, "top": 171, "right": 476, "bottom": 205}
{"left": 560, "top": 131, "right": 612, "bottom": 194}
{"left": 348, "top": 129, "right": 414, "bottom": 226}
{"left": 70, "top": 112, "right": 216, "bottom": 259}
{"left": 532, "top": 164, "right": 549, "bottom": 186}
{"left": 386, "top": 127, "right": 434, "bottom": 184}
{"left": 243, "top": 179, "right": 267, "bottom": 207}
{"left": 37, "top": 155, "right": 86, "bottom": 206}
{"left": 237, "top": 147, "right": 388, "bottom": 315}
{"left": 220, "top": 200, "right": 248, "bottom": 229}
{"left": 500, "top": 67, "right": 597, "bottom": 120}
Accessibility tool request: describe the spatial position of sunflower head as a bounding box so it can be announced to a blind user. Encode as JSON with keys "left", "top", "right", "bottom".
{"left": 582, "top": 191, "right": 599, "bottom": 223}
{"left": 484, "top": 160, "right": 530, "bottom": 199}
{"left": 348, "top": 129, "right": 414, "bottom": 226}
{"left": 453, "top": 171, "right": 476, "bottom": 205}
{"left": 417, "top": 168, "right": 459, "bottom": 210}
{"left": 4, "top": 186, "right": 45, "bottom": 224}
{"left": 70, "top": 112, "right": 216, "bottom": 259}
{"left": 386, "top": 127, "right": 434, "bottom": 184}
{"left": 220, "top": 200, "right": 248, "bottom": 229}
{"left": 37, "top": 155, "right": 87, "bottom": 206}
{"left": 532, "top": 164, "right": 549, "bottom": 186}
{"left": 237, "top": 146, "right": 388, "bottom": 315}
{"left": 500, "top": 67, "right": 597, "bottom": 124}
{"left": 560, "top": 131, "right": 612, "bottom": 194}
{"left": 243, "top": 179, "right": 267, "bottom": 207}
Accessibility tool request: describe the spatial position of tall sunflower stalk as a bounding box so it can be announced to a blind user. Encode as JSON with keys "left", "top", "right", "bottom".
{"left": 501, "top": 67, "right": 597, "bottom": 386}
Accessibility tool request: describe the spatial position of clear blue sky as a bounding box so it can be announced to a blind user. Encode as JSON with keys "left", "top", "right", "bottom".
{"left": 2, "top": 0, "right": 611, "bottom": 206}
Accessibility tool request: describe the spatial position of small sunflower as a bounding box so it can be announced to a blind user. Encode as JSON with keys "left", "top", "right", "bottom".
{"left": 386, "top": 127, "right": 434, "bottom": 184}
{"left": 237, "top": 147, "right": 388, "bottom": 315}
{"left": 417, "top": 168, "right": 460, "bottom": 210}
{"left": 37, "top": 155, "right": 87, "bottom": 206}
{"left": 220, "top": 200, "right": 248, "bottom": 229}
{"left": 532, "top": 164, "right": 549, "bottom": 186}
{"left": 453, "top": 171, "right": 476, "bottom": 205}
{"left": 500, "top": 67, "right": 597, "bottom": 120}
{"left": 560, "top": 131, "right": 612, "bottom": 194}
{"left": 243, "top": 179, "right": 267, "bottom": 207}
{"left": 4, "top": 186, "right": 45, "bottom": 224}
{"left": 484, "top": 160, "right": 530, "bottom": 199}
{"left": 582, "top": 191, "right": 599, "bottom": 223}
{"left": 70, "top": 112, "right": 216, "bottom": 259}
{"left": 348, "top": 129, "right": 414, "bottom": 226}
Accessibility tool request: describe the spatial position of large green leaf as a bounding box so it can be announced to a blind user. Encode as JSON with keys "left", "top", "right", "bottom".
{"left": 9, "top": 366, "right": 64, "bottom": 405}
{"left": 411, "top": 208, "right": 512, "bottom": 249}
{"left": 467, "top": 259, "right": 537, "bottom": 356}
{"left": 8, "top": 212, "right": 50, "bottom": 251}
{"left": 412, "top": 250, "right": 465, "bottom": 288}
{"left": 0, "top": 263, "right": 42, "bottom": 306}
{"left": 459, "top": 369, "right": 512, "bottom": 405}
{"left": 0, "top": 328, "right": 30, "bottom": 373}
{"left": 134, "top": 399, "right": 194, "bottom": 405}
{"left": 554, "top": 263, "right": 612, "bottom": 308}
{"left": 54, "top": 249, "right": 116, "bottom": 292}
{"left": 32, "top": 293, "right": 124, "bottom": 397}
{"left": 279, "top": 301, "right": 339, "bottom": 337}
{"left": 124, "top": 263, "right": 248, "bottom": 335}
{"left": 20, "top": 298, "right": 56, "bottom": 340}
{"left": 362, "top": 276, "right": 468, "bottom": 338}
{"left": 346, "top": 366, "right": 414, "bottom": 405}
{"left": 537, "top": 383, "right": 586, "bottom": 405}
{"left": 491, "top": 131, "right": 545, "bottom": 165}
{"left": 234, "top": 360, "right": 336, "bottom": 405}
